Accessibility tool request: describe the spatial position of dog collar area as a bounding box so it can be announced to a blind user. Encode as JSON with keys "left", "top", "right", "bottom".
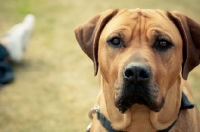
{"left": 86, "top": 92, "right": 194, "bottom": 132}
{"left": 87, "top": 106, "right": 125, "bottom": 132}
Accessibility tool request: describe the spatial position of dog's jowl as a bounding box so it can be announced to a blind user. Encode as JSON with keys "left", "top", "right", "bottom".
{"left": 75, "top": 9, "right": 200, "bottom": 132}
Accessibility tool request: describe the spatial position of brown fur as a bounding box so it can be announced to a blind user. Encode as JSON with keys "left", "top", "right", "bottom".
{"left": 75, "top": 9, "right": 200, "bottom": 132}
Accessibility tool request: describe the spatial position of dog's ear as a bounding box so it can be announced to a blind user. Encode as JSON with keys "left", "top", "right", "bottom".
{"left": 168, "top": 11, "right": 200, "bottom": 80}
{"left": 74, "top": 9, "right": 118, "bottom": 76}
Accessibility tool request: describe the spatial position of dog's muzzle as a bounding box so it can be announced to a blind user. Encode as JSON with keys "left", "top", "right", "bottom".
{"left": 115, "top": 62, "right": 163, "bottom": 113}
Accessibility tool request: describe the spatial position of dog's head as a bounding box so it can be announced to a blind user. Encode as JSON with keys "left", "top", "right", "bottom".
{"left": 75, "top": 9, "right": 200, "bottom": 113}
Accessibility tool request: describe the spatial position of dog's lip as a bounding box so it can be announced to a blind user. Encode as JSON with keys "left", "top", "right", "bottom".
{"left": 115, "top": 85, "right": 138, "bottom": 113}
{"left": 115, "top": 85, "right": 163, "bottom": 113}
{"left": 115, "top": 92, "right": 148, "bottom": 113}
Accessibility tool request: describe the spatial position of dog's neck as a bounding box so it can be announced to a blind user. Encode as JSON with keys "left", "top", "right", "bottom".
{"left": 97, "top": 75, "right": 182, "bottom": 131}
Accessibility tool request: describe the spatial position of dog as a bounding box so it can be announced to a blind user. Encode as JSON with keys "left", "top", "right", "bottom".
{"left": 74, "top": 9, "right": 200, "bottom": 132}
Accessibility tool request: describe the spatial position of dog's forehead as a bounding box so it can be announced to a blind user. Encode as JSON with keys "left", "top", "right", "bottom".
{"left": 102, "top": 9, "right": 181, "bottom": 45}
{"left": 107, "top": 9, "right": 169, "bottom": 29}
{"left": 124, "top": 8, "right": 162, "bottom": 19}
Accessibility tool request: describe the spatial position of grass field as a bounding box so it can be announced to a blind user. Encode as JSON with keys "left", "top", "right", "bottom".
{"left": 0, "top": 0, "right": 200, "bottom": 131}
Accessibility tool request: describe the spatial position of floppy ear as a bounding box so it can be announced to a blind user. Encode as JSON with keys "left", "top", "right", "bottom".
{"left": 168, "top": 11, "right": 200, "bottom": 80}
{"left": 74, "top": 9, "right": 118, "bottom": 76}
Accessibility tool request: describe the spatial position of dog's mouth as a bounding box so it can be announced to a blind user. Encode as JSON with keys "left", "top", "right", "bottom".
{"left": 115, "top": 93, "right": 148, "bottom": 113}
{"left": 115, "top": 85, "right": 164, "bottom": 114}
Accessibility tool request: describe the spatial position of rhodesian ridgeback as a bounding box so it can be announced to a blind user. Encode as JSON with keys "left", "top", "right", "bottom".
{"left": 74, "top": 9, "right": 200, "bottom": 132}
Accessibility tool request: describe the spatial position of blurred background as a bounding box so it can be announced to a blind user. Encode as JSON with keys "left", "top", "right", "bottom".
{"left": 0, "top": 0, "right": 200, "bottom": 131}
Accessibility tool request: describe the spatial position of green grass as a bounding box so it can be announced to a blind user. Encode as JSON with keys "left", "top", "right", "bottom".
{"left": 0, "top": 0, "right": 200, "bottom": 131}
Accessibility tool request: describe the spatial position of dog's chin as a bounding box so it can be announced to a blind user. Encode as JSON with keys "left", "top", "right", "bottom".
{"left": 115, "top": 94, "right": 147, "bottom": 113}
{"left": 115, "top": 90, "right": 164, "bottom": 114}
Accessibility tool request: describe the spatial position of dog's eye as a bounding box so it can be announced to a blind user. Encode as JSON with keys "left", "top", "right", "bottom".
{"left": 107, "top": 37, "right": 123, "bottom": 47}
{"left": 155, "top": 40, "right": 173, "bottom": 51}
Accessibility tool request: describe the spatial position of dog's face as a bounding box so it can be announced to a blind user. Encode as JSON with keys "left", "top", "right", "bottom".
{"left": 75, "top": 9, "right": 200, "bottom": 115}
{"left": 98, "top": 9, "right": 183, "bottom": 113}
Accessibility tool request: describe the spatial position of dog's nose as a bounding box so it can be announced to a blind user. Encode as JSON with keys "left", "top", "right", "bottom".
{"left": 123, "top": 63, "right": 151, "bottom": 83}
